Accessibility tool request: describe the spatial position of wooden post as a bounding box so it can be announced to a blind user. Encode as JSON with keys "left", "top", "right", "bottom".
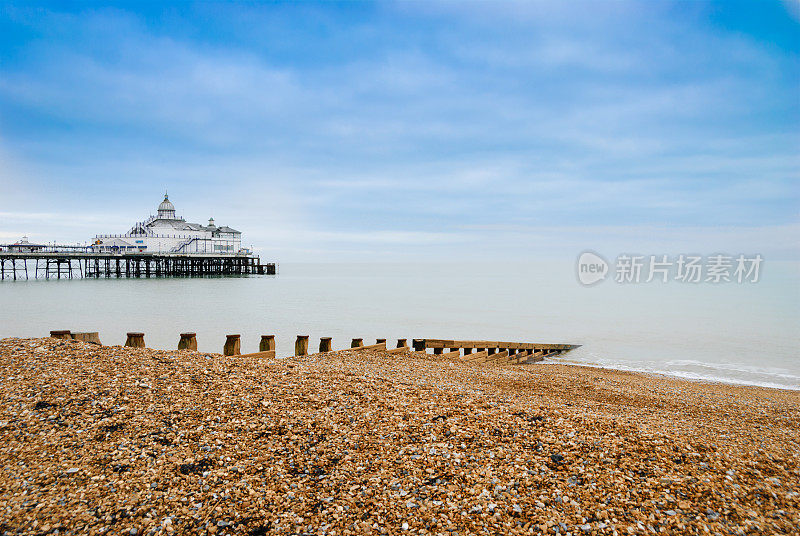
{"left": 412, "top": 339, "right": 425, "bottom": 352}
{"left": 295, "top": 335, "right": 309, "bottom": 356}
{"left": 49, "top": 330, "right": 71, "bottom": 340}
{"left": 351, "top": 338, "right": 364, "bottom": 348}
{"left": 125, "top": 332, "right": 145, "bottom": 348}
{"left": 259, "top": 335, "right": 276, "bottom": 352}
{"left": 71, "top": 332, "right": 101, "bottom": 345}
{"left": 397, "top": 338, "right": 407, "bottom": 348}
{"left": 178, "top": 332, "right": 197, "bottom": 351}
{"left": 319, "top": 337, "right": 332, "bottom": 353}
{"left": 224, "top": 334, "right": 241, "bottom": 356}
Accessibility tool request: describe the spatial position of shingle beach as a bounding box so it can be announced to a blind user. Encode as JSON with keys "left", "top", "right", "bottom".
{"left": 0, "top": 337, "right": 798, "bottom": 535}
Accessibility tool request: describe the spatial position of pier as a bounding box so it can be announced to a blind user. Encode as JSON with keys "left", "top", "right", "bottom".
{"left": 0, "top": 250, "right": 276, "bottom": 280}
{"left": 0, "top": 194, "right": 277, "bottom": 280}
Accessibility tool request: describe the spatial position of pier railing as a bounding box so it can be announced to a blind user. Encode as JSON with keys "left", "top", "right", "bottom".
{"left": 0, "top": 245, "right": 253, "bottom": 256}
{"left": 0, "top": 250, "right": 277, "bottom": 279}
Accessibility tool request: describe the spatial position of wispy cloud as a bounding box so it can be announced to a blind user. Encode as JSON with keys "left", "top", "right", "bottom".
{"left": 0, "top": 2, "right": 797, "bottom": 259}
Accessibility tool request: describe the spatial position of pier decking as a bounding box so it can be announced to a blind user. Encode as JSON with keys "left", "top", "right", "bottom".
{"left": 0, "top": 250, "right": 276, "bottom": 280}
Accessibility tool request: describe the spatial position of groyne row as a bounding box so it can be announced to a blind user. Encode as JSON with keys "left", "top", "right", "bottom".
{"left": 48, "top": 330, "right": 579, "bottom": 365}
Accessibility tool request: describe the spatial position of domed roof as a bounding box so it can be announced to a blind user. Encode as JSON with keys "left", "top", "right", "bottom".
{"left": 158, "top": 193, "right": 175, "bottom": 213}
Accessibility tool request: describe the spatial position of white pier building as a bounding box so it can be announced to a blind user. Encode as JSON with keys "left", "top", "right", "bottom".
{"left": 93, "top": 194, "right": 243, "bottom": 254}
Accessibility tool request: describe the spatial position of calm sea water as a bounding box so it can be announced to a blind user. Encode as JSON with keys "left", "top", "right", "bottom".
{"left": 1, "top": 261, "right": 798, "bottom": 390}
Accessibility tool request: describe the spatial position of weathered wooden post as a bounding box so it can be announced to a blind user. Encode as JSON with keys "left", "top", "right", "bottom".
{"left": 295, "top": 335, "right": 309, "bottom": 356}
{"left": 351, "top": 338, "right": 364, "bottom": 348}
{"left": 178, "top": 332, "right": 197, "bottom": 351}
{"left": 125, "top": 332, "right": 145, "bottom": 348}
{"left": 224, "top": 334, "right": 241, "bottom": 356}
{"left": 412, "top": 339, "right": 425, "bottom": 352}
{"left": 397, "top": 338, "right": 407, "bottom": 348}
{"left": 49, "top": 330, "right": 71, "bottom": 340}
{"left": 72, "top": 332, "right": 102, "bottom": 345}
{"left": 259, "top": 335, "right": 276, "bottom": 352}
{"left": 376, "top": 338, "right": 386, "bottom": 345}
{"left": 319, "top": 337, "right": 332, "bottom": 353}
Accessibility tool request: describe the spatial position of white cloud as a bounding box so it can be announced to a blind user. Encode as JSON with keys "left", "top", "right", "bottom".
{"left": 0, "top": 4, "right": 796, "bottom": 261}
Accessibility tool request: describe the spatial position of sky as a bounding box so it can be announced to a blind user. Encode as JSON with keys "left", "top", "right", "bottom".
{"left": 0, "top": 1, "right": 798, "bottom": 261}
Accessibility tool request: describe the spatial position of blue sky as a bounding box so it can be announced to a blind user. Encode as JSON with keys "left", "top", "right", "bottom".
{"left": 0, "top": 1, "right": 798, "bottom": 260}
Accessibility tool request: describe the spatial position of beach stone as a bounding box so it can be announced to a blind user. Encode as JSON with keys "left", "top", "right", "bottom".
{"left": 0, "top": 336, "right": 796, "bottom": 535}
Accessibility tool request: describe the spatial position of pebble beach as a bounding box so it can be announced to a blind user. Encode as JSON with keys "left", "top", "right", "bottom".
{"left": 0, "top": 337, "right": 798, "bottom": 536}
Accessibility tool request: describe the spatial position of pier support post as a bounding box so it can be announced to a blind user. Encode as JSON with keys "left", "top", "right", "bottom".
{"left": 351, "top": 338, "right": 364, "bottom": 348}
{"left": 125, "top": 332, "right": 145, "bottom": 348}
{"left": 319, "top": 337, "right": 332, "bottom": 353}
{"left": 49, "top": 330, "right": 71, "bottom": 340}
{"left": 71, "top": 332, "right": 101, "bottom": 345}
{"left": 396, "top": 338, "right": 407, "bottom": 348}
{"left": 224, "top": 334, "right": 241, "bottom": 356}
{"left": 412, "top": 339, "right": 425, "bottom": 352}
{"left": 295, "top": 335, "right": 309, "bottom": 356}
{"left": 178, "top": 332, "right": 198, "bottom": 351}
{"left": 259, "top": 335, "right": 276, "bottom": 352}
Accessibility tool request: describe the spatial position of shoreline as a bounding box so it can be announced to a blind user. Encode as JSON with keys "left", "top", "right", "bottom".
{"left": 3, "top": 334, "right": 796, "bottom": 392}
{"left": 1, "top": 337, "right": 798, "bottom": 534}
{"left": 545, "top": 359, "right": 800, "bottom": 393}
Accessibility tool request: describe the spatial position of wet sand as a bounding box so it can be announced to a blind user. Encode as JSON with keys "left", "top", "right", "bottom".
{"left": 0, "top": 337, "right": 798, "bottom": 535}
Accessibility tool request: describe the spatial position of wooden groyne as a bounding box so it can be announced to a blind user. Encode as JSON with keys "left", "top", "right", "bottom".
{"left": 412, "top": 338, "right": 580, "bottom": 364}
{"left": 0, "top": 251, "right": 276, "bottom": 280}
{"left": 47, "top": 331, "right": 579, "bottom": 365}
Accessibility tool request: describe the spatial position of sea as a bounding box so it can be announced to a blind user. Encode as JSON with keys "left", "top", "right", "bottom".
{"left": 1, "top": 261, "right": 798, "bottom": 390}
